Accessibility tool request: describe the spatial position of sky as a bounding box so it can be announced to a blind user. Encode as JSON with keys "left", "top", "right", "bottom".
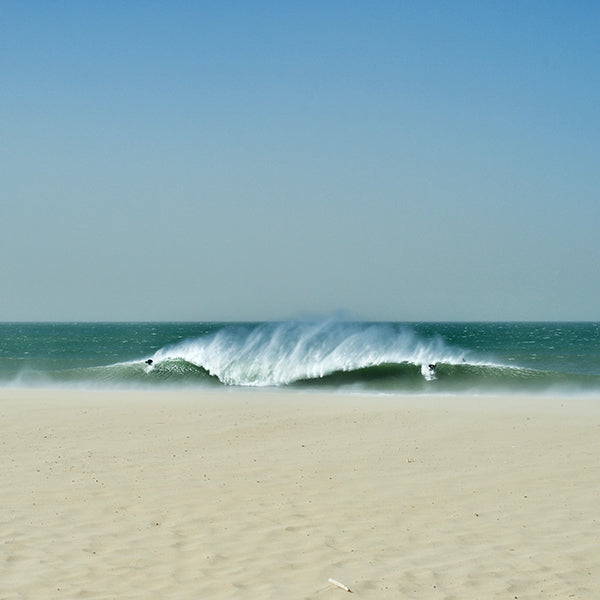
{"left": 2, "top": 1, "right": 599, "bottom": 322}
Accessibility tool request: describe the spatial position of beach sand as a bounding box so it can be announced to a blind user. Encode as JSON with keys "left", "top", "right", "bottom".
{"left": 2, "top": 389, "right": 599, "bottom": 599}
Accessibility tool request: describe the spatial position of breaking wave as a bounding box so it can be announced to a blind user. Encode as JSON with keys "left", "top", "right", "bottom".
{"left": 145, "top": 319, "right": 473, "bottom": 387}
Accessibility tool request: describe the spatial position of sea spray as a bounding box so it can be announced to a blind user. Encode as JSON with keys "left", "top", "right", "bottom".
{"left": 151, "top": 319, "right": 472, "bottom": 386}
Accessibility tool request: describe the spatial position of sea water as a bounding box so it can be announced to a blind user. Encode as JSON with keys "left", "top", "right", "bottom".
{"left": 0, "top": 320, "right": 599, "bottom": 394}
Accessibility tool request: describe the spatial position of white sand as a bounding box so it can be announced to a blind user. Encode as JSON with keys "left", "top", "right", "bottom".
{"left": 2, "top": 389, "right": 599, "bottom": 599}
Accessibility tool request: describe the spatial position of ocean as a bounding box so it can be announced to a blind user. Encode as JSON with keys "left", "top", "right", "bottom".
{"left": 0, "top": 320, "right": 599, "bottom": 394}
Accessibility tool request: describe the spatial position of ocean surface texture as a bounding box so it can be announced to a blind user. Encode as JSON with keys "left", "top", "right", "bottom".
{"left": 1, "top": 320, "right": 599, "bottom": 394}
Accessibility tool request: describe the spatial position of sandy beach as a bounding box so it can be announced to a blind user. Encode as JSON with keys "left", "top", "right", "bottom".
{"left": 2, "top": 388, "right": 599, "bottom": 599}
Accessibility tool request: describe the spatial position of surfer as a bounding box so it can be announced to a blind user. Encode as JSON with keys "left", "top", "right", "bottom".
{"left": 145, "top": 359, "right": 153, "bottom": 366}
{"left": 428, "top": 363, "right": 436, "bottom": 372}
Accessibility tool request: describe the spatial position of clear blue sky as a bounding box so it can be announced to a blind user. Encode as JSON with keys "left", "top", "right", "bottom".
{"left": 2, "top": 1, "right": 599, "bottom": 321}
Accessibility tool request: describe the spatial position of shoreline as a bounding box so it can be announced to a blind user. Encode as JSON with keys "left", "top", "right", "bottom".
{"left": 3, "top": 388, "right": 600, "bottom": 598}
